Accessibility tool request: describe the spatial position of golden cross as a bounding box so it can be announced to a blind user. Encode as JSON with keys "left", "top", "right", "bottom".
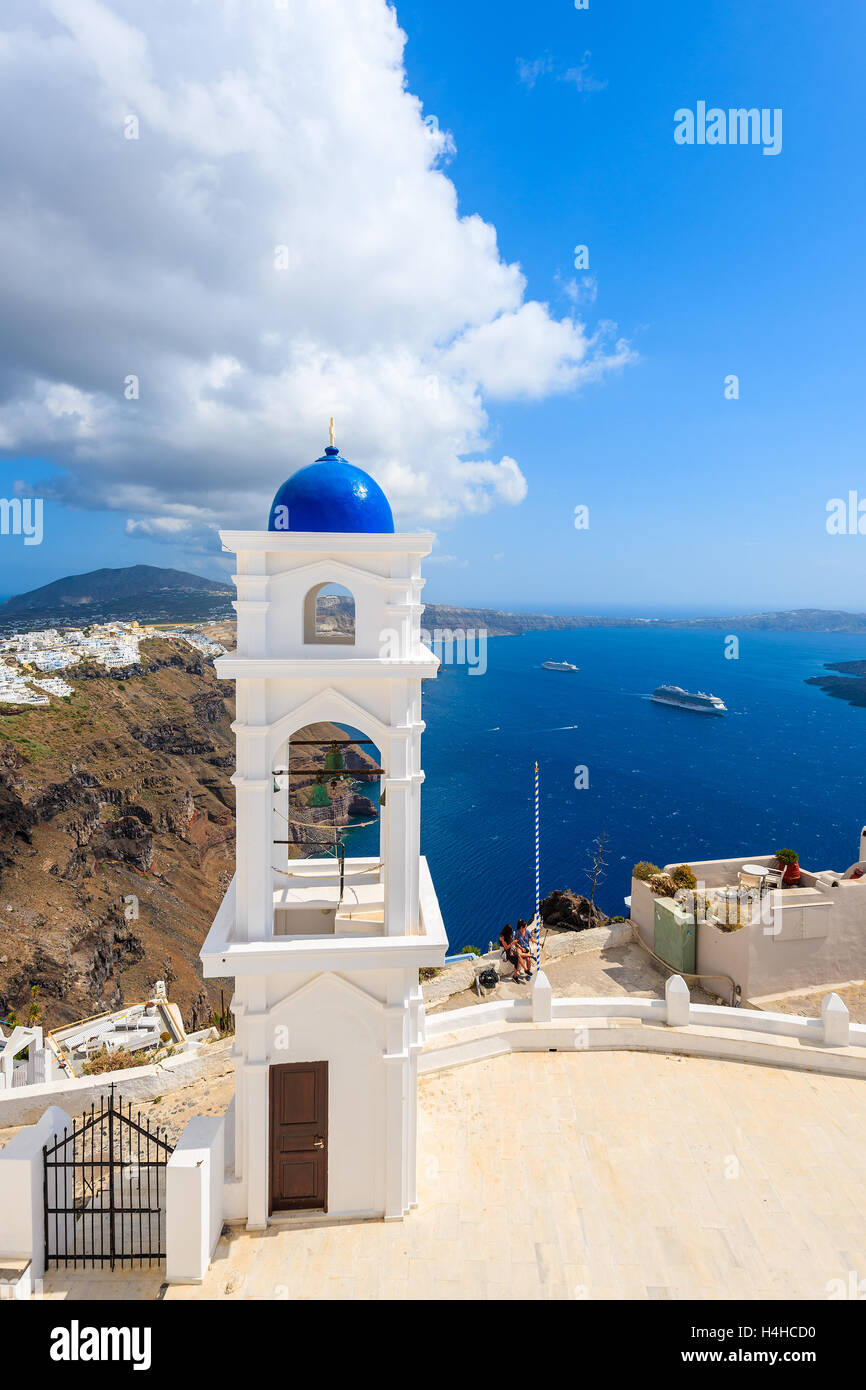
{"left": 329, "top": 416, "right": 336, "bottom": 447}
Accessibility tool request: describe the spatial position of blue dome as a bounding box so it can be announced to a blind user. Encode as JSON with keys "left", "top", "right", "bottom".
{"left": 268, "top": 446, "right": 394, "bottom": 534}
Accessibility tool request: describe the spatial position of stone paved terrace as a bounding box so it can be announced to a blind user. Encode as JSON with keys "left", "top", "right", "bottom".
{"left": 427, "top": 929, "right": 717, "bottom": 1015}
{"left": 40, "top": 1050, "right": 866, "bottom": 1301}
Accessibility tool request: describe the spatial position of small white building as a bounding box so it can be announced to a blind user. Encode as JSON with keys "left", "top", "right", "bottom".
{"left": 630, "top": 828, "right": 866, "bottom": 1001}
{"left": 201, "top": 431, "right": 447, "bottom": 1229}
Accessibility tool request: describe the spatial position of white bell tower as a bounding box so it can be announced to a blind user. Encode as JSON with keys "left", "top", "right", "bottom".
{"left": 201, "top": 429, "right": 447, "bottom": 1228}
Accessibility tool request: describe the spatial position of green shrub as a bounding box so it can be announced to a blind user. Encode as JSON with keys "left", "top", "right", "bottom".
{"left": 670, "top": 864, "right": 697, "bottom": 890}
{"left": 774, "top": 848, "right": 798, "bottom": 865}
{"left": 460, "top": 944, "right": 481, "bottom": 957}
{"left": 632, "top": 861, "right": 661, "bottom": 881}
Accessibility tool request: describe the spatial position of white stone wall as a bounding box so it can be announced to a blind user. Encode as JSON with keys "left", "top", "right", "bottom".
{"left": 421, "top": 981, "right": 866, "bottom": 1082}
{"left": 166, "top": 1115, "right": 225, "bottom": 1284}
{"left": 0, "top": 1105, "right": 73, "bottom": 1278}
{"left": 0, "top": 1041, "right": 231, "bottom": 1129}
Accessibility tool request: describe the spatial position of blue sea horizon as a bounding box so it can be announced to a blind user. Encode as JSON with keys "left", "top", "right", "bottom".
{"left": 346, "top": 626, "right": 866, "bottom": 953}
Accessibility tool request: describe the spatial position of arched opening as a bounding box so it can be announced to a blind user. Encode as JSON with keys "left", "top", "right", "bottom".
{"left": 303, "top": 582, "right": 355, "bottom": 645}
{"left": 272, "top": 720, "right": 383, "bottom": 936}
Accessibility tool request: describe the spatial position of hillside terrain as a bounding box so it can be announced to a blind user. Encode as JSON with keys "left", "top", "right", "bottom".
{"left": 0, "top": 565, "right": 235, "bottom": 630}
{"left": 0, "top": 634, "right": 378, "bottom": 1030}
{"left": 0, "top": 638, "right": 236, "bottom": 1028}
{"left": 4, "top": 564, "right": 866, "bottom": 634}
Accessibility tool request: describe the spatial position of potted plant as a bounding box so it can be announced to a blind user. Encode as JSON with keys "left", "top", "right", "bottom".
{"left": 775, "top": 847, "right": 801, "bottom": 887}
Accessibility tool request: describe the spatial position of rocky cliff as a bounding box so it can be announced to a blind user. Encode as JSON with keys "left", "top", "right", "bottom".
{"left": 0, "top": 639, "right": 237, "bottom": 1028}
{"left": 0, "top": 639, "right": 382, "bottom": 1030}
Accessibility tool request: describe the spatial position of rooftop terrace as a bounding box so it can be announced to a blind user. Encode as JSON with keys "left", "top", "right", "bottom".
{"left": 38, "top": 1049, "right": 866, "bottom": 1301}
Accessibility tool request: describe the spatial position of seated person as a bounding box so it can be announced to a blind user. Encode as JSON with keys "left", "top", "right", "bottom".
{"left": 514, "top": 918, "right": 536, "bottom": 978}
{"left": 499, "top": 923, "right": 523, "bottom": 982}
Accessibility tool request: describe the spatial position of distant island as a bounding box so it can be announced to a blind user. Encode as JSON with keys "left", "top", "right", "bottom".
{"left": 806, "top": 661, "right": 866, "bottom": 709}
{"left": 3, "top": 564, "right": 866, "bottom": 636}
{"left": 421, "top": 604, "right": 866, "bottom": 637}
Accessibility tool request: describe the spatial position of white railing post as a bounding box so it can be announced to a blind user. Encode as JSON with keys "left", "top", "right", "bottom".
{"left": 531, "top": 971, "right": 552, "bottom": 1023}
{"left": 166, "top": 1115, "right": 224, "bottom": 1284}
{"left": 0, "top": 1105, "right": 73, "bottom": 1279}
{"left": 822, "top": 992, "right": 850, "bottom": 1046}
{"left": 665, "top": 975, "right": 691, "bottom": 1026}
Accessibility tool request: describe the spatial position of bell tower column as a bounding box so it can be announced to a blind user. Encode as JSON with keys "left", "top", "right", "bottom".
{"left": 232, "top": 678, "right": 274, "bottom": 942}
{"left": 201, "top": 429, "right": 448, "bottom": 1232}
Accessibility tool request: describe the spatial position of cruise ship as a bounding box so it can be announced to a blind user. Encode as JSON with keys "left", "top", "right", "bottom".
{"left": 542, "top": 659, "right": 578, "bottom": 671}
{"left": 650, "top": 684, "right": 726, "bottom": 714}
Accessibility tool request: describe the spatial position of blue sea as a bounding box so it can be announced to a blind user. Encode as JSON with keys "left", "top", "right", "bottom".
{"left": 345, "top": 628, "right": 866, "bottom": 953}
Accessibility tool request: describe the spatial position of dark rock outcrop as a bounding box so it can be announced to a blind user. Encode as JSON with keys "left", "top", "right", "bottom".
{"left": 540, "top": 889, "right": 609, "bottom": 933}
{"left": 93, "top": 816, "right": 155, "bottom": 873}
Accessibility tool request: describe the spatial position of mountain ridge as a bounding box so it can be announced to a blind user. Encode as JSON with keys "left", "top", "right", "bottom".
{"left": 0, "top": 564, "right": 235, "bottom": 628}
{"left": 1, "top": 565, "right": 866, "bottom": 633}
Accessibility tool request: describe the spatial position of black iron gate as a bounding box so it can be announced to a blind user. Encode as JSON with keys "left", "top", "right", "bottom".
{"left": 43, "top": 1084, "right": 174, "bottom": 1270}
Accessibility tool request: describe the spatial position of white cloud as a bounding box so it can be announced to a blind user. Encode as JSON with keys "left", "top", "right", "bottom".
{"left": 517, "top": 55, "right": 555, "bottom": 91}
{"left": 0, "top": 0, "right": 632, "bottom": 538}
{"left": 446, "top": 304, "right": 632, "bottom": 401}
{"left": 556, "top": 273, "right": 598, "bottom": 306}
{"left": 519, "top": 50, "right": 607, "bottom": 96}
{"left": 426, "top": 553, "right": 469, "bottom": 568}
{"left": 560, "top": 53, "right": 607, "bottom": 93}
{"left": 125, "top": 516, "right": 192, "bottom": 537}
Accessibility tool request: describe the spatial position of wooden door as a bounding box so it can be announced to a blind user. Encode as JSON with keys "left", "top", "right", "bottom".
{"left": 269, "top": 1061, "right": 328, "bottom": 1213}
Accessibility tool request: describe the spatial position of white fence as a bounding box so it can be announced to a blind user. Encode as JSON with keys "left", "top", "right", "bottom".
{"left": 421, "top": 974, "right": 866, "bottom": 1079}
{"left": 0, "top": 1104, "right": 225, "bottom": 1287}
{"left": 0, "top": 1037, "right": 227, "bottom": 1128}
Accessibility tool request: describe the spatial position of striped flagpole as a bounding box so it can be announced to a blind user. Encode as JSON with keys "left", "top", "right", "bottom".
{"left": 534, "top": 760, "right": 540, "bottom": 972}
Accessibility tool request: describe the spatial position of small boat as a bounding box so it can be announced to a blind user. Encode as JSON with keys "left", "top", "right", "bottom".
{"left": 542, "top": 659, "right": 578, "bottom": 672}
{"left": 650, "top": 684, "right": 726, "bottom": 714}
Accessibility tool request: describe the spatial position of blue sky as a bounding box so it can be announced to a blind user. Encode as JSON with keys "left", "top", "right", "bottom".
{"left": 1, "top": 0, "right": 864, "bottom": 614}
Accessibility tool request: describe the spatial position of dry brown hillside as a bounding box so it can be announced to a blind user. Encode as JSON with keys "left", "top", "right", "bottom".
{"left": 0, "top": 639, "right": 237, "bottom": 1029}
{"left": 0, "top": 626, "right": 379, "bottom": 1031}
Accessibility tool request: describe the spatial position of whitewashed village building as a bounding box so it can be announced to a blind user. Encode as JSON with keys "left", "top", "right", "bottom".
{"left": 200, "top": 431, "right": 448, "bottom": 1228}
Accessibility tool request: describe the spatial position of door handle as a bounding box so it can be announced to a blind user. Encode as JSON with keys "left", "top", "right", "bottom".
{"left": 313, "top": 1137, "right": 324, "bottom": 1149}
